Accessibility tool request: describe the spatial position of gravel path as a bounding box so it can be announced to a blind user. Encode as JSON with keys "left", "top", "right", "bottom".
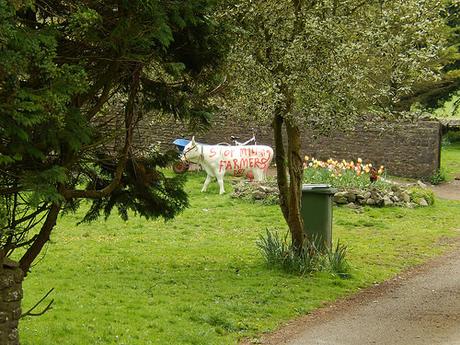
{"left": 246, "top": 245, "right": 460, "bottom": 345}
{"left": 430, "top": 179, "right": 460, "bottom": 201}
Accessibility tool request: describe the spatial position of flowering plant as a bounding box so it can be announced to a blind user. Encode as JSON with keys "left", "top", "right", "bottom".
{"left": 303, "top": 156, "right": 389, "bottom": 190}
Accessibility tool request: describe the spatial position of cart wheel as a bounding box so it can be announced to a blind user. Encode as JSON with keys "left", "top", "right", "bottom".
{"left": 173, "top": 161, "right": 190, "bottom": 174}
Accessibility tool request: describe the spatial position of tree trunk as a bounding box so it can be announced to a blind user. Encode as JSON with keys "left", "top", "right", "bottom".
{"left": 285, "top": 120, "right": 305, "bottom": 250}
{"left": 272, "top": 82, "right": 305, "bottom": 250}
{"left": 272, "top": 112, "right": 290, "bottom": 224}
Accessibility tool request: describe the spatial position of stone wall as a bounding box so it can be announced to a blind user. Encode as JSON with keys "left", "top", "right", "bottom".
{"left": 137, "top": 114, "right": 442, "bottom": 179}
{"left": 0, "top": 263, "right": 23, "bottom": 345}
{"left": 301, "top": 121, "right": 442, "bottom": 179}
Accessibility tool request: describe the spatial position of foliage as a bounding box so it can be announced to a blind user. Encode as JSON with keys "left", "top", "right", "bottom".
{"left": 400, "top": 0, "right": 460, "bottom": 111}
{"left": 222, "top": 0, "right": 446, "bottom": 123}
{"left": 433, "top": 92, "right": 460, "bottom": 118}
{"left": 0, "top": 0, "right": 227, "bottom": 272}
{"left": 408, "top": 187, "right": 436, "bottom": 205}
{"left": 303, "top": 156, "right": 391, "bottom": 191}
{"left": 257, "top": 229, "right": 350, "bottom": 277}
{"left": 429, "top": 168, "right": 447, "bottom": 185}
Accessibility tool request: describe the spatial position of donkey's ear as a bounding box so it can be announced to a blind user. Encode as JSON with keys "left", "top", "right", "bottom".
{"left": 191, "top": 136, "right": 196, "bottom": 144}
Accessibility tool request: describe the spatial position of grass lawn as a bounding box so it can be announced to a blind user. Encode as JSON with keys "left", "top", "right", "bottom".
{"left": 441, "top": 142, "right": 460, "bottom": 180}
{"left": 19, "top": 173, "right": 460, "bottom": 345}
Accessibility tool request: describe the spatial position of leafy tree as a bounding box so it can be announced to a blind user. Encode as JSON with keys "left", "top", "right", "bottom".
{"left": 222, "top": 0, "right": 446, "bottom": 250}
{"left": 0, "top": 0, "right": 227, "bottom": 279}
{"left": 395, "top": 0, "right": 460, "bottom": 112}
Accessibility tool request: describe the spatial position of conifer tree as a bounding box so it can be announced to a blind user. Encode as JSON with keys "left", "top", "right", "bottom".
{"left": 0, "top": 0, "right": 227, "bottom": 274}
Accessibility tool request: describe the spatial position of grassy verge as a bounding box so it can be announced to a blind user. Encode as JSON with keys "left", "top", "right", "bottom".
{"left": 441, "top": 142, "right": 460, "bottom": 181}
{"left": 19, "top": 173, "right": 460, "bottom": 345}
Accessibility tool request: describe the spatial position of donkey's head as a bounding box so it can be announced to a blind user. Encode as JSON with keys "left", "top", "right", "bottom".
{"left": 182, "top": 136, "right": 202, "bottom": 162}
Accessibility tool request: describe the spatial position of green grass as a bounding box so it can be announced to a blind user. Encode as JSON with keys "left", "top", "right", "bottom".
{"left": 19, "top": 173, "right": 460, "bottom": 345}
{"left": 441, "top": 142, "right": 460, "bottom": 181}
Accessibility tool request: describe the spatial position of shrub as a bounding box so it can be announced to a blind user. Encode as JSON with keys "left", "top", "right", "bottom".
{"left": 256, "top": 229, "right": 350, "bottom": 277}
{"left": 408, "top": 187, "right": 435, "bottom": 205}
{"left": 429, "top": 168, "right": 446, "bottom": 185}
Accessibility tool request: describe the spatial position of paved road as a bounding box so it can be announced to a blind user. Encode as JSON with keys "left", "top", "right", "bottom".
{"left": 256, "top": 248, "right": 460, "bottom": 345}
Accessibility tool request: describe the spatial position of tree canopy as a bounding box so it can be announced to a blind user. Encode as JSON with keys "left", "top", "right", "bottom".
{"left": 0, "top": 0, "right": 227, "bottom": 273}
{"left": 396, "top": 0, "right": 460, "bottom": 111}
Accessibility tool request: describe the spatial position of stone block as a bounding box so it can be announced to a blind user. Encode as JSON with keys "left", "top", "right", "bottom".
{"left": 0, "top": 274, "right": 15, "bottom": 290}
{"left": 11, "top": 307, "right": 21, "bottom": 321}
{"left": 0, "top": 312, "right": 8, "bottom": 323}
{"left": 3, "top": 288, "right": 22, "bottom": 303}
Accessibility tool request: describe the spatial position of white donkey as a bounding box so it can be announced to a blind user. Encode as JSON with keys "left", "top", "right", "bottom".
{"left": 182, "top": 137, "right": 274, "bottom": 194}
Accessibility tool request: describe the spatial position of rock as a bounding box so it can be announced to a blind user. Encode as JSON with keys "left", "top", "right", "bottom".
{"left": 356, "top": 193, "right": 365, "bottom": 200}
{"left": 345, "top": 202, "right": 359, "bottom": 209}
{"left": 417, "top": 180, "right": 427, "bottom": 188}
{"left": 416, "top": 198, "right": 429, "bottom": 207}
{"left": 406, "top": 202, "right": 417, "bottom": 209}
{"left": 400, "top": 192, "right": 411, "bottom": 203}
{"left": 253, "top": 191, "right": 266, "bottom": 200}
{"left": 334, "top": 192, "right": 349, "bottom": 204}
{"left": 383, "top": 196, "right": 394, "bottom": 206}
{"left": 345, "top": 192, "right": 357, "bottom": 202}
{"left": 366, "top": 198, "right": 376, "bottom": 205}
{"left": 391, "top": 185, "right": 401, "bottom": 192}
{"left": 334, "top": 196, "right": 348, "bottom": 204}
{"left": 258, "top": 185, "right": 278, "bottom": 194}
{"left": 363, "top": 191, "right": 372, "bottom": 199}
{"left": 391, "top": 195, "right": 400, "bottom": 202}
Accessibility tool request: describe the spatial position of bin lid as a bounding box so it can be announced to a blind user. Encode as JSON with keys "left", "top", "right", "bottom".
{"left": 302, "top": 184, "right": 337, "bottom": 194}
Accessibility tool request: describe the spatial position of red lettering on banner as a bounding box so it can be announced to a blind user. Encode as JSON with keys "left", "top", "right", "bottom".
{"left": 224, "top": 149, "right": 232, "bottom": 157}
{"left": 209, "top": 147, "right": 217, "bottom": 158}
{"left": 219, "top": 160, "right": 225, "bottom": 173}
{"left": 241, "top": 158, "right": 248, "bottom": 168}
{"left": 260, "top": 158, "right": 268, "bottom": 169}
{"left": 225, "top": 161, "right": 232, "bottom": 171}
{"left": 254, "top": 158, "right": 260, "bottom": 168}
{"left": 233, "top": 159, "right": 240, "bottom": 170}
{"left": 249, "top": 158, "right": 254, "bottom": 168}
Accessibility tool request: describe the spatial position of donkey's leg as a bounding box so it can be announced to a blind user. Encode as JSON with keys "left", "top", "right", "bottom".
{"left": 217, "top": 175, "right": 225, "bottom": 194}
{"left": 201, "top": 174, "right": 212, "bottom": 192}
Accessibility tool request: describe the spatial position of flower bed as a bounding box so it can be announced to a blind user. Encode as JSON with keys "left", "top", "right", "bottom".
{"left": 303, "top": 156, "right": 433, "bottom": 208}
{"left": 231, "top": 157, "right": 434, "bottom": 208}
{"left": 303, "top": 156, "right": 388, "bottom": 190}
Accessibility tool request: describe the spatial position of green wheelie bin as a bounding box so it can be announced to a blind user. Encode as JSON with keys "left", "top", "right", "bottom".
{"left": 301, "top": 184, "right": 337, "bottom": 251}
